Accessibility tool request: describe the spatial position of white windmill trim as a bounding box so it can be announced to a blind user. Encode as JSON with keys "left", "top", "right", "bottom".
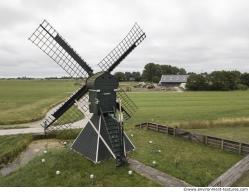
{"left": 123, "top": 138, "right": 127, "bottom": 157}
{"left": 88, "top": 119, "right": 116, "bottom": 159}
{"left": 123, "top": 131, "right": 136, "bottom": 150}
{"left": 95, "top": 116, "right": 101, "bottom": 162}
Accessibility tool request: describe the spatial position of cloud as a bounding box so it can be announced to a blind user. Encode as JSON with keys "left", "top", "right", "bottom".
{"left": 0, "top": 0, "right": 249, "bottom": 77}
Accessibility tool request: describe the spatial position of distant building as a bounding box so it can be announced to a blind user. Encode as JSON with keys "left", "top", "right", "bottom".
{"left": 159, "top": 75, "right": 189, "bottom": 88}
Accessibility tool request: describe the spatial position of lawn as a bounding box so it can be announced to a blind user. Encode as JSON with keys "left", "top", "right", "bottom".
{"left": 0, "top": 134, "right": 32, "bottom": 166}
{"left": 0, "top": 79, "right": 79, "bottom": 125}
{"left": 2, "top": 80, "right": 249, "bottom": 129}
{"left": 126, "top": 127, "right": 242, "bottom": 186}
{"left": 0, "top": 129, "right": 242, "bottom": 187}
{"left": 127, "top": 91, "right": 249, "bottom": 128}
{"left": 0, "top": 147, "right": 158, "bottom": 187}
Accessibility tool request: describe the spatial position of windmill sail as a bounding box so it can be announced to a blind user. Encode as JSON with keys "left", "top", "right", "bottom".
{"left": 42, "top": 85, "right": 89, "bottom": 133}
{"left": 29, "top": 20, "right": 93, "bottom": 78}
{"left": 97, "top": 23, "right": 146, "bottom": 72}
{"left": 117, "top": 88, "right": 137, "bottom": 120}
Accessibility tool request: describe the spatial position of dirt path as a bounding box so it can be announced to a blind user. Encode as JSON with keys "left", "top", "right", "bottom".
{"left": 0, "top": 139, "right": 63, "bottom": 176}
{"left": 0, "top": 102, "right": 91, "bottom": 136}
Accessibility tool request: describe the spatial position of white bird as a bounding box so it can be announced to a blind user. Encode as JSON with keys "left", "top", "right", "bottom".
{"left": 149, "top": 140, "right": 153, "bottom": 144}
{"left": 90, "top": 174, "right": 94, "bottom": 179}
{"left": 43, "top": 150, "right": 47, "bottom": 154}
{"left": 128, "top": 170, "right": 133, "bottom": 175}
{"left": 56, "top": 170, "right": 61, "bottom": 175}
{"left": 63, "top": 141, "right": 67, "bottom": 145}
{"left": 158, "top": 149, "right": 161, "bottom": 153}
{"left": 131, "top": 134, "right": 134, "bottom": 137}
{"left": 152, "top": 160, "right": 156, "bottom": 165}
{"left": 41, "top": 158, "right": 46, "bottom": 163}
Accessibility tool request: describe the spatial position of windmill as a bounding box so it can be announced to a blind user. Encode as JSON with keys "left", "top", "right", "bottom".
{"left": 29, "top": 20, "right": 146, "bottom": 166}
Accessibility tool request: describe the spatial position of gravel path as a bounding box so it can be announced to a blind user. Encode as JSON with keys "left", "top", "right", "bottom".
{"left": 128, "top": 158, "right": 192, "bottom": 187}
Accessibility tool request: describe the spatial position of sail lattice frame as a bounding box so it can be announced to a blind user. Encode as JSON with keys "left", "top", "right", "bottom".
{"left": 97, "top": 23, "right": 146, "bottom": 72}
{"left": 29, "top": 20, "right": 91, "bottom": 79}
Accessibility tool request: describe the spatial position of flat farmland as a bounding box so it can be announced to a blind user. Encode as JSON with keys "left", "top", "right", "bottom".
{"left": 128, "top": 91, "right": 249, "bottom": 127}
{"left": 0, "top": 80, "right": 78, "bottom": 125}
{"left": 2, "top": 80, "right": 249, "bottom": 127}
{"left": 1, "top": 80, "right": 249, "bottom": 141}
{"left": 1, "top": 80, "right": 249, "bottom": 186}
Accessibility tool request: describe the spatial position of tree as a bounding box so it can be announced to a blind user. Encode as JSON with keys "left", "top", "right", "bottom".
{"left": 186, "top": 74, "right": 208, "bottom": 90}
{"left": 142, "top": 63, "right": 187, "bottom": 82}
{"left": 209, "top": 71, "right": 241, "bottom": 91}
{"left": 226, "top": 71, "right": 241, "bottom": 90}
{"left": 114, "top": 72, "right": 125, "bottom": 81}
{"left": 209, "top": 71, "right": 229, "bottom": 90}
{"left": 142, "top": 63, "right": 161, "bottom": 82}
{"left": 124, "top": 72, "right": 132, "bottom": 81}
{"left": 178, "top": 68, "right": 187, "bottom": 75}
{"left": 132, "top": 72, "right": 141, "bottom": 81}
{"left": 160, "top": 65, "right": 186, "bottom": 75}
{"left": 241, "top": 73, "right": 249, "bottom": 87}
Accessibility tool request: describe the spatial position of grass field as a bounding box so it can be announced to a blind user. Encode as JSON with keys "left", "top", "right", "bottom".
{"left": 0, "top": 148, "right": 158, "bottom": 187}
{"left": 0, "top": 129, "right": 242, "bottom": 186}
{"left": 2, "top": 80, "right": 249, "bottom": 128}
{"left": 0, "top": 80, "right": 78, "bottom": 125}
{"left": 1, "top": 80, "right": 249, "bottom": 186}
{"left": 126, "top": 128, "right": 241, "bottom": 186}
{"left": 128, "top": 91, "right": 249, "bottom": 128}
{"left": 0, "top": 134, "right": 32, "bottom": 166}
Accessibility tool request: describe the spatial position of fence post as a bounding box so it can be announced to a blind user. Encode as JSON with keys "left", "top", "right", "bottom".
{"left": 205, "top": 136, "right": 208, "bottom": 145}
{"left": 173, "top": 128, "right": 176, "bottom": 136}
{"left": 221, "top": 139, "right": 224, "bottom": 150}
{"left": 146, "top": 122, "right": 149, "bottom": 130}
{"left": 140, "top": 123, "right": 142, "bottom": 129}
{"left": 189, "top": 133, "right": 192, "bottom": 141}
{"left": 157, "top": 124, "right": 159, "bottom": 132}
{"left": 239, "top": 143, "right": 242, "bottom": 155}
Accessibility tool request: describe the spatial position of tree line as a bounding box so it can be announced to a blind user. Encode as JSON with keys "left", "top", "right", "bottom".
{"left": 114, "top": 63, "right": 249, "bottom": 91}
{"left": 186, "top": 71, "right": 249, "bottom": 91}
{"left": 114, "top": 63, "right": 186, "bottom": 82}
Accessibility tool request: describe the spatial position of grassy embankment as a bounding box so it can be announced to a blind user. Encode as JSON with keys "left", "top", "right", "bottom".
{"left": 0, "top": 134, "right": 33, "bottom": 166}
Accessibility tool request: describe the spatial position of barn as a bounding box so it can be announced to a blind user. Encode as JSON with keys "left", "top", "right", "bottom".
{"left": 159, "top": 75, "right": 189, "bottom": 88}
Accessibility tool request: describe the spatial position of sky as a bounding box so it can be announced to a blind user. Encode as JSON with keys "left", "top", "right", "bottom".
{"left": 1, "top": 0, "right": 249, "bottom": 77}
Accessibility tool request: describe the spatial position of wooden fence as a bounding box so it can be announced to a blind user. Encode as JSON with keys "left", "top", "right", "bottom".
{"left": 135, "top": 122, "right": 249, "bottom": 155}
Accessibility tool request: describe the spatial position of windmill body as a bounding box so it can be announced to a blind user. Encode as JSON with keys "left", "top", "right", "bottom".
{"left": 29, "top": 20, "right": 146, "bottom": 166}
{"left": 87, "top": 72, "right": 118, "bottom": 114}
{"left": 72, "top": 72, "right": 134, "bottom": 166}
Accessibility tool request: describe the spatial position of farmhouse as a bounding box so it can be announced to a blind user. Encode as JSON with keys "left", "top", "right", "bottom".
{"left": 159, "top": 75, "right": 189, "bottom": 88}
